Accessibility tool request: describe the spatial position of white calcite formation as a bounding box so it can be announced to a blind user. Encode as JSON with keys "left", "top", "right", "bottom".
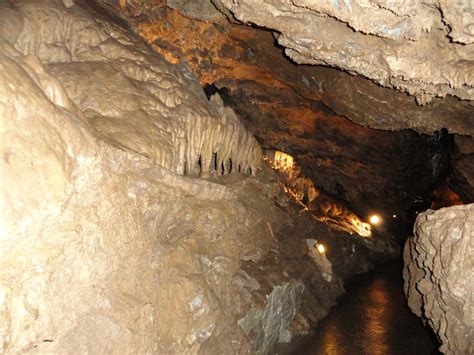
{"left": 213, "top": 0, "right": 474, "bottom": 105}
{"left": 403, "top": 205, "right": 474, "bottom": 354}
{"left": 0, "top": 0, "right": 265, "bottom": 353}
{"left": 0, "top": 0, "right": 261, "bottom": 179}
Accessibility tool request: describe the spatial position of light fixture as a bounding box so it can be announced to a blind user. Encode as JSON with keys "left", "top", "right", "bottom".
{"left": 272, "top": 151, "right": 294, "bottom": 170}
{"left": 316, "top": 243, "right": 326, "bottom": 254}
{"left": 369, "top": 214, "right": 381, "bottom": 225}
{"left": 392, "top": 214, "right": 397, "bottom": 218}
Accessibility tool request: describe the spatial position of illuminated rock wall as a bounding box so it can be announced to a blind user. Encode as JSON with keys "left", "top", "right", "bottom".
{"left": 403, "top": 205, "right": 474, "bottom": 354}
{"left": 0, "top": 0, "right": 261, "bottom": 178}
{"left": 0, "top": 1, "right": 265, "bottom": 352}
{"left": 267, "top": 150, "right": 373, "bottom": 238}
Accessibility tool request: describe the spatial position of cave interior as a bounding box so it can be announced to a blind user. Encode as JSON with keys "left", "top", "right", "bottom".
{"left": 0, "top": 0, "right": 472, "bottom": 354}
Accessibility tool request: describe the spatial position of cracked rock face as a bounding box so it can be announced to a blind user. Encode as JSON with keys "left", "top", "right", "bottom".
{"left": 0, "top": 0, "right": 262, "bottom": 179}
{"left": 403, "top": 205, "right": 474, "bottom": 354}
{"left": 214, "top": 0, "right": 474, "bottom": 105}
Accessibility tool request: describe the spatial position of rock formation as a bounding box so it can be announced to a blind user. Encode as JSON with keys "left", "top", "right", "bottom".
{"left": 0, "top": 1, "right": 262, "bottom": 352}
{"left": 0, "top": 0, "right": 261, "bottom": 179}
{"left": 97, "top": 0, "right": 474, "bottom": 135}
{"left": 0, "top": 1, "right": 398, "bottom": 354}
{"left": 213, "top": 0, "right": 474, "bottom": 105}
{"left": 89, "top": 0, "right": 471, "bottom": 226}
{"left": 404, "top": 205, "right": 474, "bottom": 354}
{"left": 1, "top": 0, "right": 472, "bottom": 353}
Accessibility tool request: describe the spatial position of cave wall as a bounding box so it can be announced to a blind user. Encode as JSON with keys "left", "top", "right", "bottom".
{"left": 1, "top": 0, "right": 472, "bottom": 354}
{"left": 96, "top": 0, "right": 474, "bottom": 135}
{"left": 404, "top": 205, "right": 474, "bottom": 354}
{"left": 0, "top": 2, "right": 401, "bottom": 354}
{"left": 83, "top": 4, "right": 474, "bottom": 354}
{"left": 0, "top": 1, "right": 261, "bottom": 352}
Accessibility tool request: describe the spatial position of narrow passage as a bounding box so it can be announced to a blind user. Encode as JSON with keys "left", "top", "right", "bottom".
{"left": 297, "top": 262, "right": 440, "bottom": 355}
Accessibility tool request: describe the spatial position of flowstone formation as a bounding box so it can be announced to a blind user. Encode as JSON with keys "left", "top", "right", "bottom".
{"left": 403, "top": 205, "right": 474, "bottom": 354}
{"left": 0, "top": 0, "right": 260, "bottom": 352}
{"left": 0, "top": 1, "right": 398, "bottom": 354}
{"left": 0, "top": 0, "right": 261, "bottom": 179}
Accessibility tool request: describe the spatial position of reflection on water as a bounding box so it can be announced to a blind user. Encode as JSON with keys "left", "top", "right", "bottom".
{"left": 296, "top": 262, "right": 440, "bottom": 355}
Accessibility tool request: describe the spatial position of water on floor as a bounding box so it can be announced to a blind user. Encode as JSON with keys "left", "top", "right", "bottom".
{"left": 293, "top": 262, "right": 440, "bottom": 355}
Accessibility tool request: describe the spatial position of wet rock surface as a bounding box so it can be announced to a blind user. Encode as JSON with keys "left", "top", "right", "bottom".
{"left": 404, "top": 205, "right": 474, "bottom": 354}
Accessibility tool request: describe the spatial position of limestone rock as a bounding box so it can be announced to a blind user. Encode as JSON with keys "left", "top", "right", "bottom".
{"left": 403, "top": 205, "right": 474, "bottom": 354}
{"left": 166, "top": 0, "right": 225, "bottom": 21}
{"left": 213, "top": 0, "right": 474, "bottom": 104}
{"left": 0, "top": 3, "right": 386, "bottom": 353}
{"left": 0, "top": 1, "right": 262, "bottom": 353}
{"left": 314, "top": 67, "right": 474, "bottom": 136}
{"left": 0, "top": 1, "right": 421, "bottom": 354}
{"left": 89, "top": 2, "right": 466, "bottom": 225}
{"left": 238, "top": 281, "right": 305, "bottom": 354}
{"left": 96, "top": 1, "right": 474, "bottom": 135}
{"left": 0, "top": 0, "right": 261, "bottom": 178}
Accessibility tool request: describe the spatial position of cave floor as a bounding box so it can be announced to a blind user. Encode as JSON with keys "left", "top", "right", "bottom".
{"left": 287, "top": 261, "right": 440, "bottom": 355}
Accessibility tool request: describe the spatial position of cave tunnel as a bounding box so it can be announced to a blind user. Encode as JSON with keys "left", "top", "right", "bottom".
{"left": 0, "top": 0, "right": 472, "bottom": 354}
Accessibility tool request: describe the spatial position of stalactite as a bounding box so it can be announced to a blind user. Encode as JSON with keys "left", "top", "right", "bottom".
{"left": 0, "top": 1, "right": 262, "bottom": 180}
{"left": 190, "top": 93, "right": 262, "bottom": 178}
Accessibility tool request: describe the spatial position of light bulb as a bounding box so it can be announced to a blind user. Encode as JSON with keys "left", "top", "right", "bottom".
{"left": 369, "top": 214, "right": 381, "bottom": 225}
{"left": 316, "top": 243, "right": 326, "bottom": 254}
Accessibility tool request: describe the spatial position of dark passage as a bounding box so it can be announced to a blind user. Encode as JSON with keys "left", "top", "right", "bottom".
{"left": 295, "top": 262, "right": 440, "bottom": 355}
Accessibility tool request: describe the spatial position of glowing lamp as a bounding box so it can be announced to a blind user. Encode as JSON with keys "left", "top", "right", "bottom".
{"left": 316, "top": 243, "right": 326, "bottom": 254}
{"left": 369, "top": 214, "right": 381, "bottom": 225}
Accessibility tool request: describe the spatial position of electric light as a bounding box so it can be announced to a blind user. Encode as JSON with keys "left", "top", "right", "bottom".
{"left": 392, "top": 214, "right": 397, "bottom": 218}
{"left": 316, "top": 243, "right": 326, "bottom": 254}
{"left": 369, "top": 214, "right": 381, "bottom": 225}
{"left": 273, "top": 151, "right": 294, "bottom": 170}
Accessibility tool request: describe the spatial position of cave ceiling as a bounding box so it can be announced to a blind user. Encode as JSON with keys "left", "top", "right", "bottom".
{"left": 89, "top": 0, "right": 472, "bottom": 216}
{"left": 212, "top": 0, "right": 474, "bottom": 105}
{"left": 93, "top": 0, "right": 474, "bottom": 135}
